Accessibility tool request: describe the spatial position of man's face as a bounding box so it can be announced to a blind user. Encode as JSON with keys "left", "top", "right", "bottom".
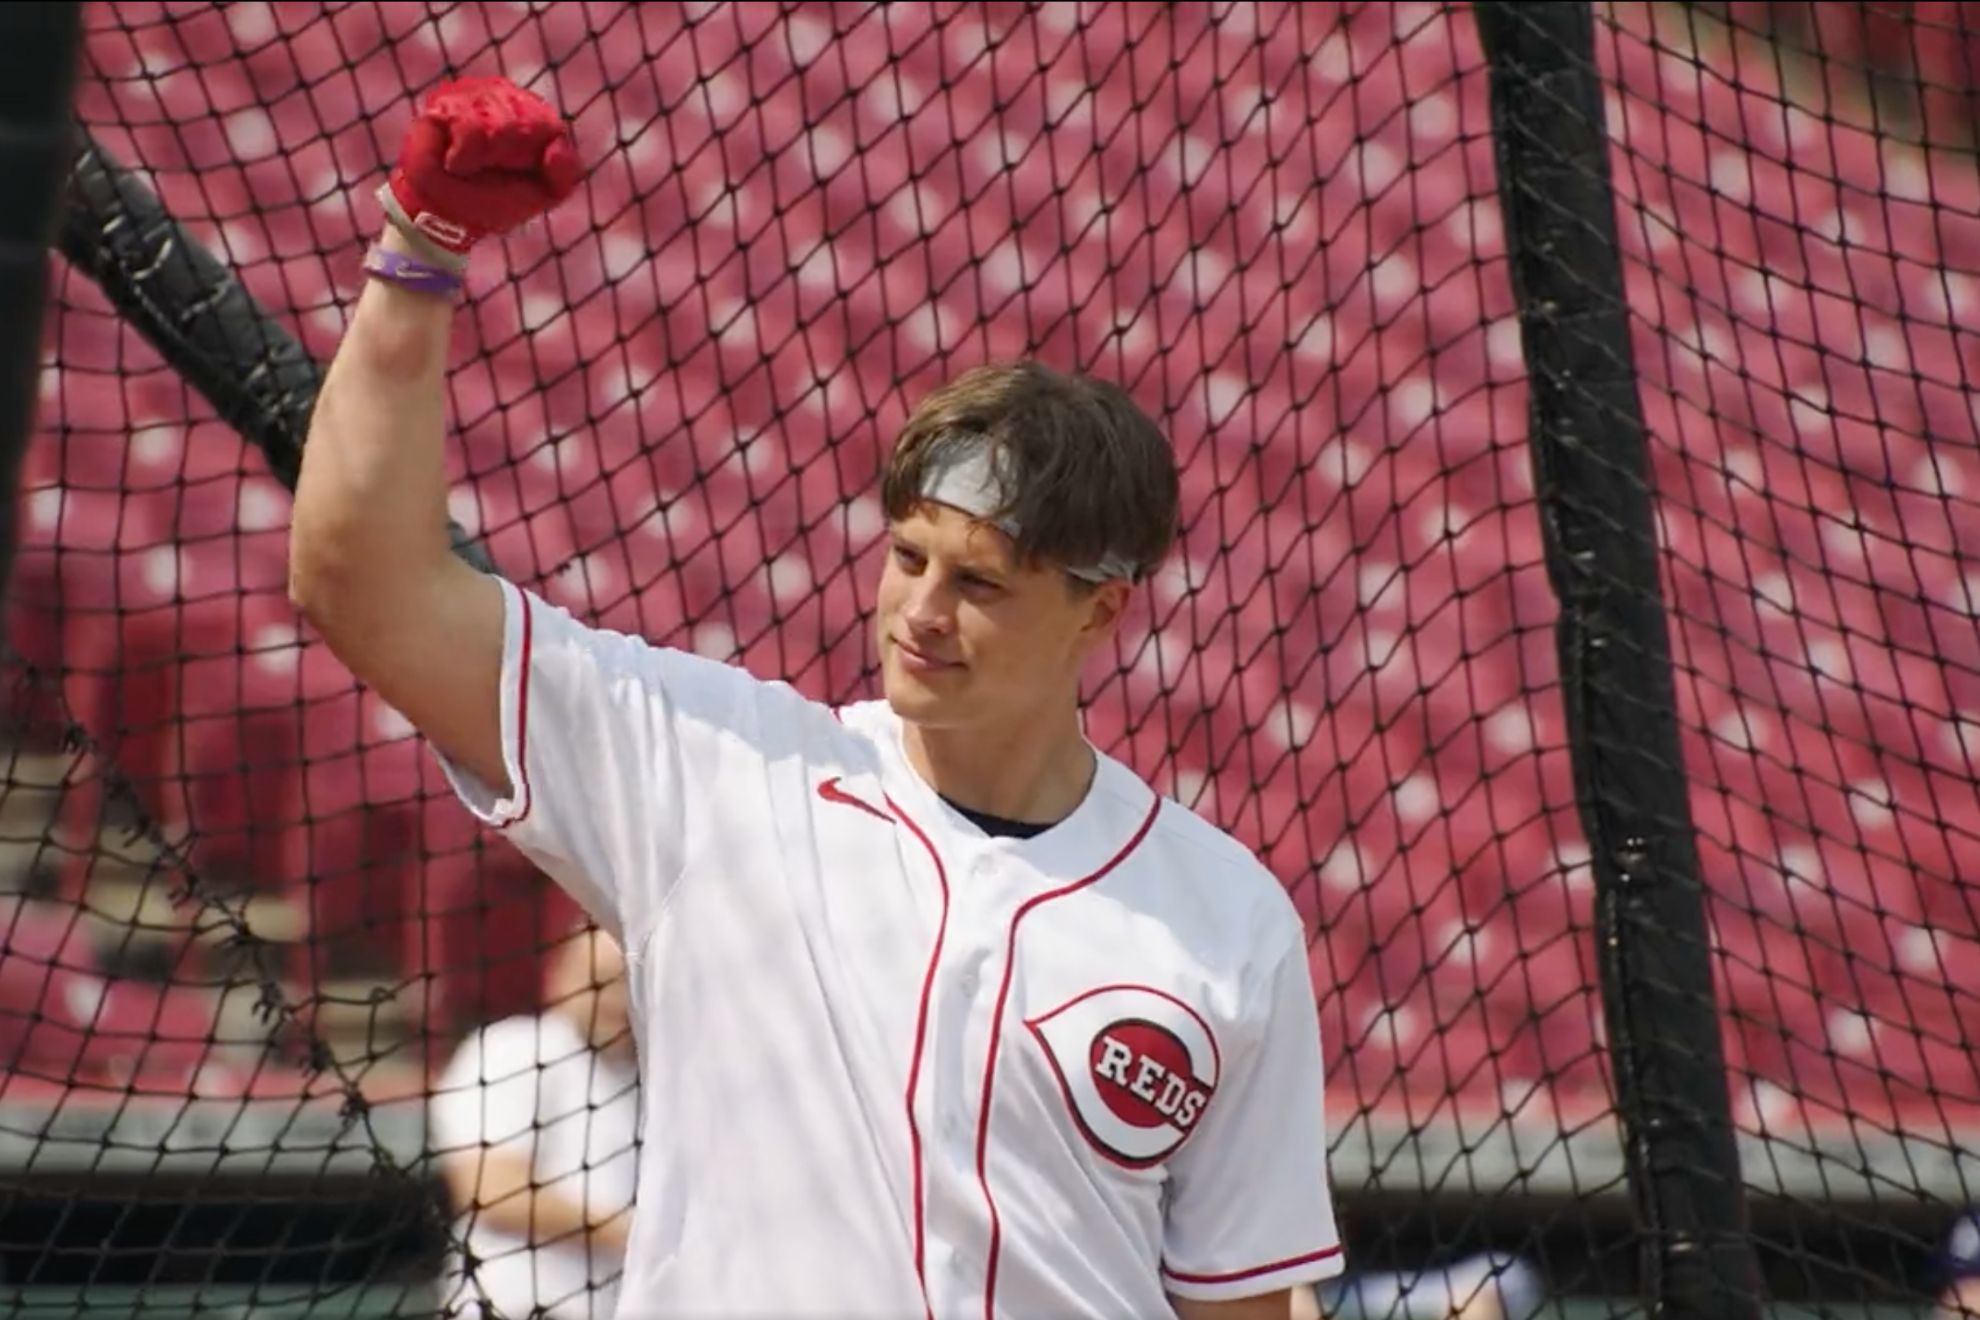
{"left": 876, "top": 502, "right": 1128, "bottom": 731}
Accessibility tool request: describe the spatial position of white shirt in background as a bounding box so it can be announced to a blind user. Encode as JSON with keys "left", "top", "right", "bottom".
{"left": 430, "top": 1012, "right": 641, "bottom": 1319}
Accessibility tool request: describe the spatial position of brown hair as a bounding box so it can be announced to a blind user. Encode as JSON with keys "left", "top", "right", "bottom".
{"left": 881, "top": 362, "right": 1181, "bottom": 581}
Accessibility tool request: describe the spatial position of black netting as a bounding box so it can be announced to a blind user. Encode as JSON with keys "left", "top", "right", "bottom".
{"left": 1605, "top": 1, "right": 1980, "bottom": 1310}
{"left": 1, "top": 1, "right": 1974, "bottom": 1317}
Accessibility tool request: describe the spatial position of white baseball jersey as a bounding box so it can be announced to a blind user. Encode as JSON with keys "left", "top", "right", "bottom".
{"left": 435, "top": 577, "right": 1344, "bottom": 1317}
{"left": 429, "top": 1012, "right": 641, "bottom": 1319}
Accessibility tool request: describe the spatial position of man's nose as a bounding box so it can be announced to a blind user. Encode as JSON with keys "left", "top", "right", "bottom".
{"left": 902, "top": 574, "right": 957, "bottom": 635}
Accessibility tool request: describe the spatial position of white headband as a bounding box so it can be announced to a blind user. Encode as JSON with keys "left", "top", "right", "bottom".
{"left": 919, "top": 438, "right": 1139, "bottom": 584}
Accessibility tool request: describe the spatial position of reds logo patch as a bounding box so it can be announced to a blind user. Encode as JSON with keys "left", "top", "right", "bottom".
{"left": 1025, "top": 985, "right": 1221, "bottom": 1168}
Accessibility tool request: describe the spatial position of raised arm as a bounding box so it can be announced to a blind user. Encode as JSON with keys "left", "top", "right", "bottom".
{"left": 288, "top": 77, "right": 583, "bottom": 796}
{"left": 289, "top": 79, "right": 819, "bottom": 949}
{"left": 289, "top": 220, "right": 508, "bottom": 790}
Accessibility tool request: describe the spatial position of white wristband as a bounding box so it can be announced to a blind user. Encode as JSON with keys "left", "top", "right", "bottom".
{"left": 375, "top": 182, "right": 472, "bottom": 273}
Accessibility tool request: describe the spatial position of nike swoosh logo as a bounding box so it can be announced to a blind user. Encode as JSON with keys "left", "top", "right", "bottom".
{"left": 818, "top": 777, "right": 893, "bottom": 824}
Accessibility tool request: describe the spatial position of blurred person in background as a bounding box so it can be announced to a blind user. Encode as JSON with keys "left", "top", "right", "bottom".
{"left": 1293, "top": 1252, "right": 1541, "bottom": 1320}
{"left": 430, "top": 921, "right": 641, "bottom": 1320}
{"left": 1937, "top": 1210, "right": 1980, "bottom": 1320}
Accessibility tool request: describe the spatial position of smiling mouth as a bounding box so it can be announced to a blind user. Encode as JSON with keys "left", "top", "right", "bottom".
{"left": 893, "top": 637, "right": 961, "bottom": 670}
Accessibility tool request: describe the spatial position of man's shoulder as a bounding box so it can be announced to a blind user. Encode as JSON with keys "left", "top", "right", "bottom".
{"left": 813, "top": 698, "right": 903, "bottom": 770}
{"left": 520, "top": 582, "right": 846, "bottom": 728}
{"left": 1127, "top": 772, "right": 1305, "bottom": 945}
{"left": 1125, "top": 767, "right": 1266, "bottom": 877}
{"left": 829, "top": 697, "right": 897, "bottom": 738}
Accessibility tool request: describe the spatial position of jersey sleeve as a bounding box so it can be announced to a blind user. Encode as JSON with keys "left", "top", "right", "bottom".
{"left": 1159, "top": 923, "right": 1345, "bottom": 1302}
{"left": 433, "top": 575, "right": 812, "bottom": 949}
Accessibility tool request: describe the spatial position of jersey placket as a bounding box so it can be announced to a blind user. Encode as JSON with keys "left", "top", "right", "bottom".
{"left": 915, "top": 843, "right": 1017, "bottom": 1319}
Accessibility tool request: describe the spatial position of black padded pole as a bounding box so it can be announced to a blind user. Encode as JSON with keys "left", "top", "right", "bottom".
{"left": 56, "top": 126, "right": 496, "bottom": 575}
{"left": 1473, "top": 4, "right": 1766, "bottom": 1319}
{"left": 0, "top": 4, "right": 86, "bottom": 647}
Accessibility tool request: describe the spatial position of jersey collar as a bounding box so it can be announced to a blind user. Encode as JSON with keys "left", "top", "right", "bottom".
{"left": 877, "top": 708, "right": 1162, "bottom": 886}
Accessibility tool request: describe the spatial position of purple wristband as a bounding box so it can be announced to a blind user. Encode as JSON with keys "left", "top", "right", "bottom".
{"left": 363, "top": 244, "right": 465, "bottom": 298}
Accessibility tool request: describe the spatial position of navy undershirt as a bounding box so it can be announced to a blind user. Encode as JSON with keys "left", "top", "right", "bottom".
{"left": 940, "top": 795, "right": 1051, "bottom": 840}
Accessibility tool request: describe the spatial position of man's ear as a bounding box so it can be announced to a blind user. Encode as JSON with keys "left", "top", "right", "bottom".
{"left": 1078, "top": 578, "right": 1134, "bottom": 645}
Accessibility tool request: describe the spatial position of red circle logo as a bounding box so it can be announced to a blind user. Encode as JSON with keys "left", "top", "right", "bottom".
{"left": 1088, "top": 1018, "right": 1213, "bottom": 1135}
{"left": 1028, "top": 986, "right": 1223, "bottom": 1169}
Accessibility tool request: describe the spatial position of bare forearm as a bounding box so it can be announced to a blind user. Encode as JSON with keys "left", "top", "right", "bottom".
{"left": 285, "top": 76, "right": 561, "bottom": 793}
{"left": 286, "top": 223, "right": 509, "bottom": 789}
{"left": 289, "top": 226, "right": 458, "bottom": 622}
{"left": 1173, "top": 1289, "right": 1297, "bottom": 1320}
{"left": 469, "top": 1179, "right": 613, "bottom": 1258}
{"left": 452, "top": 1160, "right": 630, "bottom": 1253}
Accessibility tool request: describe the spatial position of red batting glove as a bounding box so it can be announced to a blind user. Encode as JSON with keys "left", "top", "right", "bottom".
{"left": 380, "top": 75, "right": 584, "bottom": 267}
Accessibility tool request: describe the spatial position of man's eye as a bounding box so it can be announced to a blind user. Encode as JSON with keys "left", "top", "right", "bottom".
{"left": 893, "top": 545, "right": 925, "bottom": 569}
{"left": 960, "top": 574, "right": 1002, "bottom": 594}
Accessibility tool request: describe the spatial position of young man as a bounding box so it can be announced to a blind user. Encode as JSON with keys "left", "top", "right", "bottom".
{"left": 430, "top": 924, "right": 640, "bottom": 1320}
{"left": 290, "top": 76, "right": 1342, "bottom": 1318}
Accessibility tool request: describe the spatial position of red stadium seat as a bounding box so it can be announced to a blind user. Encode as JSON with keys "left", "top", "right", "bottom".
{"left": 416, "top": 847, "right": 580, "bottom": 1032}
{"left": 0, "top": 898, "right": 115, "bottom": 1084}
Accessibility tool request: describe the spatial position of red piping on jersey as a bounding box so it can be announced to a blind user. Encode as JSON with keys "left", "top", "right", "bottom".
{"left": 1162, "top": 1243, "right": 1344, "bottom": 1286}
{"left": 888, "top": 795, "right": 948, "bottom": 1320}
{"left": 507, "top": 587, "right": 535, "bottom": 827}
{"left": 819, "top": 777, "right": 893, "bottom": 823}
{"left": 977, "top": 794, "right": 1162, "bottom": 1320}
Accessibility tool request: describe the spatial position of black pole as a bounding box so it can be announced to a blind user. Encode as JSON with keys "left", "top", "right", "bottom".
{"left": 1472, "top": 4, "right": 1764, "bottom": 1320}
{"left": 56, "top": 126, "right": 496, "bottom": 576}
{"left": 0, "top": 4, "right": 86, "bottom": 650}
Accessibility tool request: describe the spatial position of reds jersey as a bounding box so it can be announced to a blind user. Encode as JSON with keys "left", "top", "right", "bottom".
{"left": 436, "top": 578, "right": 1345, "bottom": 1317}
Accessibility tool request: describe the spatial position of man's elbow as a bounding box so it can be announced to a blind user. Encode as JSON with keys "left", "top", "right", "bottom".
{"left": 287, "top": 530, "right": 358, "bottom": 632}
{"left": 287, "top": 537, "right": 324, "bottom": 617}
{"left": 287, "top": 528, "right": 413, "bottom": 655}
{"left": 287, "top": 515, "right": 430, "bottom": 631}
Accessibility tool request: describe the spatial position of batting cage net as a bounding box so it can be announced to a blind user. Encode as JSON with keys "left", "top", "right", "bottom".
{"left": 2, "top": 1, "right": 1978, "bottom": 1316}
